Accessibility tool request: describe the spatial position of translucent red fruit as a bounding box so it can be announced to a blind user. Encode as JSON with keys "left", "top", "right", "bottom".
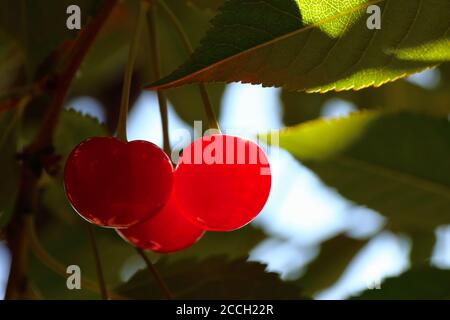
{"left": 116, "top": 192, "right": 205, "bottom": 253}
{"left": 64, "top": 137, "right": 173, "bottom": 228}
{"left": 174, "top": 134, "right": 271, "bottom": 231}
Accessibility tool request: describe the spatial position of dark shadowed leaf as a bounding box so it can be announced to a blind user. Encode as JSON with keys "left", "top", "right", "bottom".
{"left": 117, "top": 256, "right": 305, "bottom": 299}
{"left": 280, "top": 89, "right": 331, "bottom": 125}
{"left": 352, "top": 266, "right": 450, "bottom": 299}
{"left": 299, "top": 235, "right": 367, "bottom": 295}
{"left": 408, "top": 230, "right": 436, "bottom": 265}
{"left": 187, "top": 0, "right": 225, "bottom": 12}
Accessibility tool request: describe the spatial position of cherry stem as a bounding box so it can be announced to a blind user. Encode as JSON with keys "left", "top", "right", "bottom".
{"left": 147, "top": 4, "right": 171, "bottom": 155}
{"left": 136, "top": 248, "right": 174, "bottom": 300}
{"left": 86, "top": 224, "right": 109, "bottom": 300}
{"left": 157, "top": 0, "right": 221, "bottom": 132}
{"left": 116, "top": 1, "right": 149, "bottom": 142}
{"left": 25, "top": 216, "right": 124, "bottom": 299}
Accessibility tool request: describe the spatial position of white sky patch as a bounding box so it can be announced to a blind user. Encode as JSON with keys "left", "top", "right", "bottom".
{"left": 317, "top": 232, "right": 410, "bottom": 299}
{"left": 0, "top": 242, "right": 11, "bottom": 300}
{"left": 254, "top": 149, "right": 350, "bottom": 245}
{"left": 220, "top": 83, "right": 283, "bottom": 135}
{"left": 321, "top": 98, "right": 357, "bottom": 119}
{"left": 119, "top": 254, "right": 146, "bottom": 282}
{"left": 66, "top": 96, "right": 106, "bottom": 123}
{"left": 127, "top": 91, "right": 191, "bottom": 148}
{"left": 249, "top": 238, "right": 317, "bottom": 280}
{"left": 432, "top": 225, "right": 450, "bottom": 269}
{"left": 406, "top": 68, "right": 441, "bottom": 90}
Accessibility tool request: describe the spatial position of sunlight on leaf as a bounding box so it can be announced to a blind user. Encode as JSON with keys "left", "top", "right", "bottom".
{"left": 147, "top": 0, "right": 450, "bottom": 92}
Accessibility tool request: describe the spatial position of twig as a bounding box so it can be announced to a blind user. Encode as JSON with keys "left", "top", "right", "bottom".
{"left": 156, "top": 0, "right": 220, "bottom": 131}
{"left": 136, "top": 248, "right": 174, "bottom": 299}
{"left": 147, "top": 3, "right": 170, "bottom": 155}
{"left": 5, "top": 213, "right": 31, "bottom": 299}
{"left": 86, "top": 224, "right": 109, "bottom": 300}
{"left": 116, "top": 0, "right": 149, "bottom": 142}
{"left": 25, "top": 216, "right": 124, "bottom": 299}
{"left": 5, "top": 0, "right": 118, "bottom": 299}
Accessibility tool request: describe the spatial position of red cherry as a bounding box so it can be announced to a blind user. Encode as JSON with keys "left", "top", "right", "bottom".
{"left": 174, "top": 134, "right": 271, "bottom": 231}
{"left": 64, "top": 137, "right": 173, "bottom": 228}
{"left": 116, "top": 192, "right": 205, "bottom": 253}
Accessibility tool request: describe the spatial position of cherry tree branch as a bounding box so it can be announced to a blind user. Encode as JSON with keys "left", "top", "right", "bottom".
{"left": 5, "top": 0, "right": 118, "bottom": 299}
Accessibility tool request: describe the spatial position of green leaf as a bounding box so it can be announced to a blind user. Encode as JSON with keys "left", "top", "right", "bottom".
{"left": 0, "top": 32, "right": 23, "bottom": 93}
{"left": 280, "top": 88, "right": 331, "bottom": 125}
{"left": 352, "top": 266, "right": 450, "bottom": 299}
{"left": 30, "top": 109, "right": 128, "bottom": 298}
{"left": 262, "top": 111, "right": 450, "bottom": 231}
{"left": 0, "top": 0, "right": 101, "bottom": 79}
{"left": 71, "top": 0, "right": 225, "bottom": 125}
{"left": 280, "top": 70, "right": 450, "bottom": 126}
{"left": 150, "top": 0, "right": 225, "bottom": 124}
{"left": 408, "top": 230, "right": 436, "bottom": 265}
{"left": 147, "top": 0, "right": 450, "bottom": 93}
{"left": 54, "top": 109, "right": 107, "bottom": 161}
{"left": 29, "top": 222, "right": 134, "bottom": 299}
{"left": 299, "top": 235, "right": 367, "bottom": 295}
{"left": 0, "top": 108, "right": 22, "bottom": 228}
{"left": 41, "top": 176, "right": 78, "bottom": 224}
{"left": 117, "top": 255, "right": 305, "bottom": 299}
{"left": 187, "top": 0, "right": 225, "bottom": 12}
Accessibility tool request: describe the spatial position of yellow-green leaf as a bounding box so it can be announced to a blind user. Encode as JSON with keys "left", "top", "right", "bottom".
{"left": 148, "top": 0, "right": 450, "bottom": 93}
{"left": 262, "top": 111, "right": 450, "bottom": 231}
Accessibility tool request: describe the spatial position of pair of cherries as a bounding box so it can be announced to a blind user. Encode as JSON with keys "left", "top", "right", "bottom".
{"left": 64, "top": 134, "right": 271, "bottom": 253}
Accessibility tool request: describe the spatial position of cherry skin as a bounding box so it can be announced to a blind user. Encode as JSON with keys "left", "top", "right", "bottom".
{"left": 174, "top": 134, "right": 271, "bottom": 231}
{"left": 116, "top": 192, "right": 205, "bottom": 253}
{"left": 64, "top": 137, "right": 173, "bottom": 228}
